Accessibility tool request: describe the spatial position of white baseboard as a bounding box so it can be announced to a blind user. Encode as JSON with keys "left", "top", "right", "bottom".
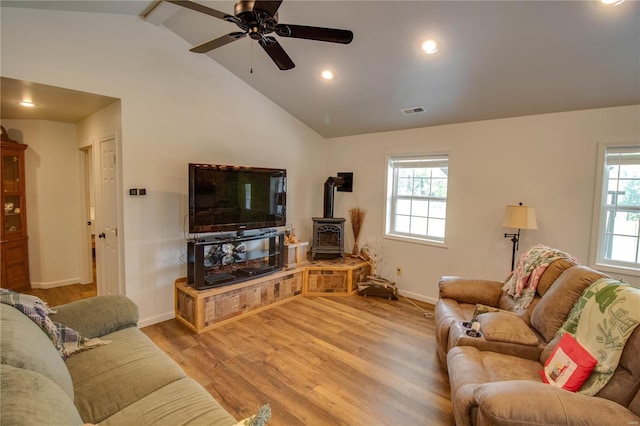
{"left": 30, "top": 278, "right": 82, "bottom": 289}
{"left": 397, "top": 289, "right": 438, "bottom": 306}
{"left": 138, "top": 311, "right": 175, "bottom": 328}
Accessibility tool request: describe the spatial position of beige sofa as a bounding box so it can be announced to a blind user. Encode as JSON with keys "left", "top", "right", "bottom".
{"left": 1, "top": 295, "right": 237, "bottom": 425}
{"left": 434, "top": 262, "right": 640, "bottom": 425}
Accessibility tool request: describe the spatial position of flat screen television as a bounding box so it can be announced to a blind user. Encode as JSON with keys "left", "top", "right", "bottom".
{"left": 189, "top": 163, "right": 286, "bottom": 234}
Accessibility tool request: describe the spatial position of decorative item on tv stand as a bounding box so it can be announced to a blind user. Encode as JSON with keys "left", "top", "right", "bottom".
{"left": 284, "top": 224, "right": 294, "bottom": 243}
{"left": 283, "top": 224, "right": 309, "bottom": 268}
{"left": 187, "top": 229, "right": 285, "bottom": 290}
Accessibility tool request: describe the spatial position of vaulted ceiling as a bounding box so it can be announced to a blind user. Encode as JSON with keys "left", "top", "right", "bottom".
{"left": 2, "top": 1, "right": 638, "bottom": 137}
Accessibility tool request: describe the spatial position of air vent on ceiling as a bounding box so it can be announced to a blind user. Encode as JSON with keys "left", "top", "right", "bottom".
{"left": 401, "top": 106, "right": 425, "bottom": 115}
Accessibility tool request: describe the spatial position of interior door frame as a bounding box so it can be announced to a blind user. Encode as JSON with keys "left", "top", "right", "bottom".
{"left": 78, "top": 144, "right": 94, "bottom": 285}
{"left": 94, "top": 133, "right": 125, "bottom": 296}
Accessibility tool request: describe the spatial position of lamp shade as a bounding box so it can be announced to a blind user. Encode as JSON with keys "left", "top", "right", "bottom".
{"left": 502, "top": 205, "right": 538, "bottom": 230}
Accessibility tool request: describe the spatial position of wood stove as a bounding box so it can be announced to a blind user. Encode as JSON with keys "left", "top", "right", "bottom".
{"left": 311, "top": 173, "right": 353, "bottom": 260}
{"left": 311, "top": 217, "right": 345, "bottom": 260}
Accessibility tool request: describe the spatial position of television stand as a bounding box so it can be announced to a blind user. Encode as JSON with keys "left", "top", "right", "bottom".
{"left": 235, "top": 264, "right": 278, "bottom": 277}
{"left": 187, "top": 231, "right": 284, "bottom": 290}
{"left": 198, "top": 273, "right": 235, "bottom": 289}
{"left": 175, "top": 257, "right": 371, "bottom": 333}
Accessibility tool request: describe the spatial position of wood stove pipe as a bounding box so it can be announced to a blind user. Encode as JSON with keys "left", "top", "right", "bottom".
{"left": 322, "top": 173, "right": 354, "bottom": 218}
{"left": 323, "top": 176, "right": 344, "bottom": 218}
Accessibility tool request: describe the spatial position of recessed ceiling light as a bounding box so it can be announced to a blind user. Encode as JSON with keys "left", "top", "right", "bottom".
{"left": 422, "top": 39, "right": 439, "bottom": 54}
{"left": 20, "top": 100, "right": 35, "bottom": 107}
{"left": 601, "top": 0, "right": 624, "bottom": 5}
{"left": 321, "top": 70, "right": 333, "bottom": 80}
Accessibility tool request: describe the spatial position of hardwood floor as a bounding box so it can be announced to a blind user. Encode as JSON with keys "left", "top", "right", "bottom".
{"left": 142, "top": 296, "right": 454, "bottom": 425}
{"left": 23, "top": 257, "right": 97, "bottom": 306}
{"left": 23, "top": 283, "right": 97, "bottom": 306}
{"left": 21, "top": 284, "right": 454, "bottom": 425}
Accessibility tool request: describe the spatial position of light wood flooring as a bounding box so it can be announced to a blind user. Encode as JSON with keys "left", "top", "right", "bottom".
{"left": 143, "top": 296, "right": 453, "bottom": 425}
{"left": 25, "top": 285, "right": 454, "bottom": 425}
{"left": 24, "top": 256, "right": 97, "bottom": 306}
{"left": 23, "top": 283, "right": 97, "bottom": 306}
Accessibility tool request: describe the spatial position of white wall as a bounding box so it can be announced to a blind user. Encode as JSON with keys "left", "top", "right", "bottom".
{"left": 2, "top": 119, "right": 81, "bottom": 288}
{"left": 327, "top": 105, "right": 640, "bottom": 303}
{"left": 1, "top": 7, "right": 327, "bottom": 325}
{"left": 77, "top": 102, "right": 121, "bottom": 148}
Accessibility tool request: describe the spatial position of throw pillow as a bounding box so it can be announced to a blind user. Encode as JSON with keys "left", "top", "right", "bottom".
{"left": 539, "top": 333, "right": 597, "bottom": 392}
{"left": 475, "top": 312, "right": 539, "bottom": 346}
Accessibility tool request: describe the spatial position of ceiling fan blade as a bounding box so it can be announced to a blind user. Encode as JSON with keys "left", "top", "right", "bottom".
{"left": 190, "top": 32, "right": 246, "bottom": 53}
{"left": 259, "top": 37, "right": 295, "bottom": 70}
{"left": 166, "top": 0, "right": 232, "bottom": 21}
{"left": 253, "top": 0, "right": 283, "bottom": 17}
{"left": 275, "top": 24, "right": 353, "bottom": 44}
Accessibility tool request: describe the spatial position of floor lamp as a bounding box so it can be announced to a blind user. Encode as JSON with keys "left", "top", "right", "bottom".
{"left": 502, "top": 202, "right": 538, "bottom": 271}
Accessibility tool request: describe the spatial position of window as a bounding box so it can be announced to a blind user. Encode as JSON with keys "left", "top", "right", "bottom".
{"left": 591, "top": 142, "right": 640, "bottom": 272}
{"left": 385, "top": 154, "right": 449, "bottom": 245}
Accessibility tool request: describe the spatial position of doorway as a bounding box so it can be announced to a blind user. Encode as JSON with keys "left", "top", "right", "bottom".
{"left": 79, "top": 136, "right": 122, "bottom": 297}
{"left": 1, "top": 78, "right": 123, "bottom": 303}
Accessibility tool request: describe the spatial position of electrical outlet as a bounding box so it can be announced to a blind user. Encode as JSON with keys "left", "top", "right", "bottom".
{"left": 396, "top": 267, "right": 402, "bottom": 276}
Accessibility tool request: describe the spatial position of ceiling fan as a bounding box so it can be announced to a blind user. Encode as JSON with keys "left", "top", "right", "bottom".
{"left": 167, "top": 0, "right": 354, "bottom": 70}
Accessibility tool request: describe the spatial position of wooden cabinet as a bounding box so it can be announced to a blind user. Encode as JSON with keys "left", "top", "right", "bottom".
{"left": 1, "top": 141, "right": 30, "bottom": 291}
{"left": 175, "top": 269, "right": 304, "bottom": 333}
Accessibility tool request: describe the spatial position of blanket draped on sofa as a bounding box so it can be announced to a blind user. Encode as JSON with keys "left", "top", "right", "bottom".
{"left": 0, "top": 289, "right": 108, "bottom": 358}
{"left": 503, "top": 244, "right": 579, "bottom": 309}
{"left": 559, "top": 278, "right": 640, "bottom": 396}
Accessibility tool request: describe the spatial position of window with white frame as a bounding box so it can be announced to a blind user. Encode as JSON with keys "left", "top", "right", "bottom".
{"left": 592, "top": 142, "right": 640, "bottom": 272}
{"left": 385, "top": 154, "right": 449, "bottom": 245}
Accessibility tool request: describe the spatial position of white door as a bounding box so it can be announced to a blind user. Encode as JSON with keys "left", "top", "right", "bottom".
{"left": 98, "top": 137, "right": 120, "bottom": 295}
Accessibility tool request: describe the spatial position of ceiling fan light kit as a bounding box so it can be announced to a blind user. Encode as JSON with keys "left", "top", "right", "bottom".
{"left": 167, "top": 0, "right": 354, "bottom": 70}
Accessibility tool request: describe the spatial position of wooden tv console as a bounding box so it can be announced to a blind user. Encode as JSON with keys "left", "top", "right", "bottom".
{"left": 175, "top": 257, "right": 370, "bottom": 334}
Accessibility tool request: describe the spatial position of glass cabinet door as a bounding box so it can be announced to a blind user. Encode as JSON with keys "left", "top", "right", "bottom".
{"left": 3, "top": 195, "right": 23, "bottom": 234}
{"left": 2, "top": 152, "right": 24, "bottom": 236}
